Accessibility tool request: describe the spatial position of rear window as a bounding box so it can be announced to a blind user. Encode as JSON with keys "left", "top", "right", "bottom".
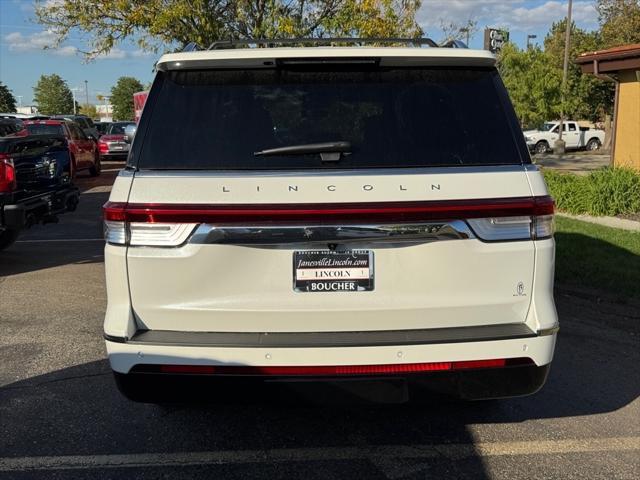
{"left": 26, "top": 124, "right": 64, "bottom": 136}
{"left": 136, "top": 66, "right": 527, "bottom": 170}
{"left": 109, "top": 123, "right": 132, "bottom": 135}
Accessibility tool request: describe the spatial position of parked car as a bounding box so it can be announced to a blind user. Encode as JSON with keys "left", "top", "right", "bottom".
{"left": 104, "top": 40, "right": 558, "bottom": 403}
{"left": 51, "top": 114, "right": 100, "bottom": 140}
{"left": 97, "top": 122, "right": 135, "bottom": 160}
{"left": 23, "top": 120, "right": 101, "bottom": 177}
{"left": 524, "top": 121, "right": 605, "bottom": 154}
{"left": 0, "top": 134, "right": 79, "bottom": 251}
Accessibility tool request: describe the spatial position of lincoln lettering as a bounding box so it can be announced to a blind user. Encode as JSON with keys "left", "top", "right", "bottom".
{"left": 218, "top": 183, "right": 442, "bottom": 193}
{"left": 315, "top": 270, "right": 351, "bottom": 278}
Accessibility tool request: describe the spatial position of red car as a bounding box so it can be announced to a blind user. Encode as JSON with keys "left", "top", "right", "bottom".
{"left": 97, "top": 122, "right": 135, "bottom": 160}
{"left": 23, "top": 120, "right": 101, "bottom": 177}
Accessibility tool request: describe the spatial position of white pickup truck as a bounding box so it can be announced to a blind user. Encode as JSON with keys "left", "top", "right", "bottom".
{"left": 524, "top": 121, "right": 605, "bottom": 154}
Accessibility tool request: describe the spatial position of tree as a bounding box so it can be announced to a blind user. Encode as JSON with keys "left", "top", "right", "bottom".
{"left": 544, "top": 20, "right": 614, "bottom": 122}
{"left": 498, "top": 43, "right": 563, "bottom": 128}
{"left": 0, "top": 82, "right": 17, "bottom": 113}
{"left": 597, "top": 0, "right": 640, "bottom": 47}
{"left": 111, "top": 77, "right": 144, "bottom": 121}
{"left": 79, "top": 103, "right": 98, "bottom": 118}
{"left": 439, "top": 19, "right": 477, "bottom": 44}
{"left": 35, "top": 0, "right": 422, "bottom": 60}
{"left": 33, "top": 74, "right": 74, "bottom": 115}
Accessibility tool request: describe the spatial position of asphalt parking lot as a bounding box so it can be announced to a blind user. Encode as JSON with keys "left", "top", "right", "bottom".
{"left": 0, "top": 162, "right": 639, "bottom": 479}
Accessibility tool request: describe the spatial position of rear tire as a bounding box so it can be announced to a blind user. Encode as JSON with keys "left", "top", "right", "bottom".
{"left": 0, "top": 229, "right": 20, "bottom": 251}
{"left": 89, "top": 154, "right": 101, "bottom": 177}
{"left": 534, "top": 141, "right": 549, "bottom": 155}
{"left": 586, "top": 138, "right": 601, "bottom": 151}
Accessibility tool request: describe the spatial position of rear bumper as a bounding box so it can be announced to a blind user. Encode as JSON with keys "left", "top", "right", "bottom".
{"left": 113, "top": 362, "right": 551, "bottom": 403}
{"left": 1, "top": 187, "right": 79, "bottom": 230}
{"left": 100, "top": 151, "right": 128, "bottom": 159}
{"left": 105, "top": 329, "right": 557, "bottom": 376}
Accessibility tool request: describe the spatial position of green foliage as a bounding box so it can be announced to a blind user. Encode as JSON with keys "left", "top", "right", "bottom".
{"left": 555, "top": 216, "right": 640, "bottom": 298}
{"left": 0, "top": 82, "right": 17, "bottom": 113}
{"left": 588, "top": 167, "right": 640, "bottom": 215}
{"left": 438, "top": 18, "right": 477, "bottom": 44}
{"left": 33, "top": 74, "right": 74, "bottom": 115}
{"left": 597, "top": 0, "right": 640, "bottom": 47}
{"left": 498, "top": 43, "right": 562, "bottom": 128}
{"left": 79, "top": 103, "right": 98, "bottom": 118}
{"left": 543, "top": 19, "right": 614, "bottom": 121}
{"left": 110, "top": 77, "right": 144, "bottom": 121}
{"left": 543, "top": 167, "right": 640, "bottom": 216}
{"left": 35, "top": 0, "right": 422, "bottom": 59}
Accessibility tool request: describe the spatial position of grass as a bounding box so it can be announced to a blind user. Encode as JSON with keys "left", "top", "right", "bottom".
{"left": 555, "top": 216, "right": 640, "bottom": 299}
{"left": 543, "top": 167, "right": 640, "bottom": 216}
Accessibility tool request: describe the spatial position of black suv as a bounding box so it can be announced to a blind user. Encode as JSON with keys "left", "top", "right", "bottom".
{"left": 0, "top": 135, "right": 80, "bottom": 250}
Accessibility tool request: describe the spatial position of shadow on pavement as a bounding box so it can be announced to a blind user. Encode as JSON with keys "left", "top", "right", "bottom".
{"left": 0, "top": 190, "right": 108, "bottom": 277}
{"left": 1, "top": 293, "right": 638, "bottom": 478}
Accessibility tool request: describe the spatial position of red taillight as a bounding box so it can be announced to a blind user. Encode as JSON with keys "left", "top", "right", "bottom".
{"left": 0, "top": 154, "right": 17, "bottom": 193}
{"left": 103, "top": 203, "right": 127, "bottom": 221}
{"left": 148, "top": 358, "right": 527, "bottom": 376}
{"left": 103, "top": 197, "right": 554, "bottom": 224}
{"left": 98, "top": 141, "right": 109, "bottom": 154}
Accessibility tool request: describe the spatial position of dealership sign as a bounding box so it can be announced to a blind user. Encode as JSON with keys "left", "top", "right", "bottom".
{"left": 484, "top": 28, "right": 510, "bottom": 53}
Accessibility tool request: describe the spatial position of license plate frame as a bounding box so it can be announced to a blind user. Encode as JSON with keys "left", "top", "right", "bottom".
{"left": 293, "top": 250, "right": 374, "bottom": 293}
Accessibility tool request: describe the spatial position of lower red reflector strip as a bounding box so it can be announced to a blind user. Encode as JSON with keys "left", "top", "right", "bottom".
{"left": 155, "top": 358, "right": 519, "bottom": 376}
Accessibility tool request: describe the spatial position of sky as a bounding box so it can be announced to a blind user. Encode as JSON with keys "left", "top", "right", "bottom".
{"left": 0, "top": 0, "right": 601, "bottom": 107}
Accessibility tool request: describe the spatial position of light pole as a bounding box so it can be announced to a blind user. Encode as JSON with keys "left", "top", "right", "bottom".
{"left": 17, "top": 95, "right": 23, "bottom": 109}
{"left": 71, "top": 88, "right": 77, "bottom": 115}
{"left": 526, "top": 34, "right": 537, "bottom": 49}
{"left": 459, "top": 27, "right": 470, "bottom": 46}
{"left": 554, "top": 0, "right": 572, "bottom": 155}
{"left": 84, "top": 80, "right": 89, "bottom": 106}
{"left": 71, "top": 87, "right": 82, "bottom": 115}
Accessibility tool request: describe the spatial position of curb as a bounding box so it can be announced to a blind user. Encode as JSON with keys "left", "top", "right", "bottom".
{"left": 557, "top": 212, "right": 640, "bottom": 232}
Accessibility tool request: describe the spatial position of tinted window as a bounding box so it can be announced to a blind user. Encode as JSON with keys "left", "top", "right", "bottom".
{"left": 26, "top": 124, "right": 65, "bottom": 136}
{"left": 569, "top": 123, "right": 576, "bottom": 131}
{"left": 9, "top": 139, "right": 46, "bottom": 156}
{"left": 137, "top": 67, "right": 526, "bottom": 170}
{"left": 109, "top": 123, "right": 132, "bottom": 135}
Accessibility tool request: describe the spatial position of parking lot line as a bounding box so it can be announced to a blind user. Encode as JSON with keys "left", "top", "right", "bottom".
{"left": 1, "top": 436, "right": 638, "bottom": 472}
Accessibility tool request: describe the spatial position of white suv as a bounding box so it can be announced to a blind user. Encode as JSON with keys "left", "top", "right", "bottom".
{"left": 103, "top": 39, "right": 558, "bottom": 402}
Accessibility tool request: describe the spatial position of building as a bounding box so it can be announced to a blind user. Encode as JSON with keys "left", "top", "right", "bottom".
{"left": 16, "top": 106, "right": 39, "bottom": 115}
{"left": 96, "top": 104, "right": 113, "bottom": 122}
{"left": 576, "top": 44, "right": 640, "bottom": 171}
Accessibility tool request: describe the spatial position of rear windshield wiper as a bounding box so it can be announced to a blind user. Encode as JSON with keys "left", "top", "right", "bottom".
{"left": 254, "top": 141, "right": 351, "bottom": 162}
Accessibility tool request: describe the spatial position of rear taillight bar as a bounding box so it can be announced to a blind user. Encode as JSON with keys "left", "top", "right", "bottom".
{"left": 131, "top": 358, "right": 534, "bottom": 376}
{"left": 104, "top": 196, "right": 554, "bottom": 224}
{"left": 104, "top": 197, "right": 555, "bottom": 245}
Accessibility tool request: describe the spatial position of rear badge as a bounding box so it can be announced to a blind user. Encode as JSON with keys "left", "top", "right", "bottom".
{"left": 293, "top": 250, "right": 374, "bottom": 292}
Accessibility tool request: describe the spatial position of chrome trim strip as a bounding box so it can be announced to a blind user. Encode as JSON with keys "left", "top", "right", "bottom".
{"left": 189, "top": 221, "right": 474, "bottom": 246}
{"left": 133, "top": 164, "right": 529, "bottom": 178}
{"left": 115, "top": 323, "right": 538, "bottom": 348}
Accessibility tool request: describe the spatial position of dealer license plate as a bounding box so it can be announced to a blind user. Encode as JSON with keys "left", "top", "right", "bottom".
{"left": 293, "top": 250, "right": 374, "bottom": 292}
